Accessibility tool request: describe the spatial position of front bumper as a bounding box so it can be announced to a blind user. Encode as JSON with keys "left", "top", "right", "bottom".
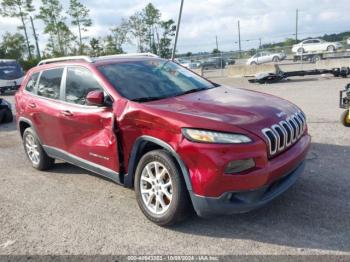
{"left": 190, "top": 161, "right": 305, "bottom": 217}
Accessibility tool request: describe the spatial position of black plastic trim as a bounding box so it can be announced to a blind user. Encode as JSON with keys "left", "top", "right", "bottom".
{"left": 124, "top": 135, "right": 193, "bottom": 191}
{"left": 190, "top": 161, "right": 305, "bottom": 218}
{"left": 43, "top": 145, "right": 122, "bottom": 185}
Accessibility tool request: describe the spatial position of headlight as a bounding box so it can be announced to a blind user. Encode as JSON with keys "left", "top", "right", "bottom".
{"left": 182, "top": 128, "right": 252, "bottom": 144}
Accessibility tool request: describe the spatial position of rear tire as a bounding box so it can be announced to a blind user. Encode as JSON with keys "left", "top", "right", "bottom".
{"left": 134, "top": 149, "right": 191, "bottom": 226}
{"left": 23, "top": 128, "right": 54, "bottom": 170}
{"left": 272, "top": 56, "right": 280, "bottom": 62}
{"left": 341, "top": 110, "right": 350, "bottom": 127}
{"left": 327, "top": 45, "right": 335, "bottom": 52}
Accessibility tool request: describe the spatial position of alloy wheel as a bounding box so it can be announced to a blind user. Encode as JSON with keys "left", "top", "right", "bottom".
{"left": 25, "top": 134, "right": 40, "bottom": 165}
{"left": 140, "top": 161, "right": 173, "bottom": 215}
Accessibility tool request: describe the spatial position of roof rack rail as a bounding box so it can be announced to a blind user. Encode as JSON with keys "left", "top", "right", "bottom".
{"left": 37, "top": 56, "right": 93, "bottom": 66}
{"left": 96, "top": 53, "right": 159, "bottom": 60}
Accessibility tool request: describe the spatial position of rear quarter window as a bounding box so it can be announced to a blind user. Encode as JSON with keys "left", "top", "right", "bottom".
{"left": 24, "top": 72, "right": 39, "bottom": 93}
{"left": 37, "top": 68, "right": 64, "bottom": 100}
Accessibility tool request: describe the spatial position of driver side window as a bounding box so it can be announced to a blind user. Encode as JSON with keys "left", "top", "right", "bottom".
{"left": 65, "top": 67, "right": 103, "bottom": 105}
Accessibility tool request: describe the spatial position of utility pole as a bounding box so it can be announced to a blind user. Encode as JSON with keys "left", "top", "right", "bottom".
{"left": 215, "top": 35, "right": 219, "bottom": 50}
{"left": 238, "top": 20, "right": 241, "bottom": 58}
{"left": 295, "top": 8, "right": 299, "bottom": 43}
{"left": 30, "top": 16, "right": 41, "bottom": 59}
{"left": 259, "top": 38, "right": 262, "bottom": 49}
{"left": 172, "top": 0, "right": 184, "bottom": 61}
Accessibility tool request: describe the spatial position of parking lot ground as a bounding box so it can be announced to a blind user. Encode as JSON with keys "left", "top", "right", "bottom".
{"left": 0, "top": 75, "right": 350, "bottom": 256}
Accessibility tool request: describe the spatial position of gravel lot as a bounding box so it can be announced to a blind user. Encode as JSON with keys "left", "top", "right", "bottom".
{"left": 0, "top": 74, "right": 349, "bottom": 256}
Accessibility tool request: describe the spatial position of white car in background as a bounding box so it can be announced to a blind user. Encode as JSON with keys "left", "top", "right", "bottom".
{"left": 246, "top": 51, "right": 286, "bottom": 65}
{"left": 175, "top": 58, "right": 201, "bottom": 69}
{"left": 292, "top": 39, "right": 342, "bottom": 53}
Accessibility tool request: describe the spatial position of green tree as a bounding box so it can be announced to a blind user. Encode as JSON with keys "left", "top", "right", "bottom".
{"left": 212, "top": 48, "right": 220, "bottom": 54}
{"left": 0, "top": 0, "right": 34, "bottom": 59}
{"left": 103, "top": 35, "right": 122, "bottom": 55}
{"left": 38, "top": 0, "right": 75, "bottom": 56}
{"left": 143, "top": 3, "right": 161, "bottom": 52}
{"left": 128, "top": 11, "right": 147, "bottom": 52}
{"left": 110, "top": 19, "right": 130, "bottom": 53}
{"left": 89, "top": 37, "right": 103, "bottom": 56}
{"left": 0, "top": 32, "right": 26, "bottom": 59}
{"left": 67, "top": 0, "right": 92, "bottom": 55}
{"left": 158, "top": 19, "right": 176, "bottom": 58}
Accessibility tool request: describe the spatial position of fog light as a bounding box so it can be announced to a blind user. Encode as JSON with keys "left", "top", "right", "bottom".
{"left": 224, "top": 159, "right": 255, "bottom": 174}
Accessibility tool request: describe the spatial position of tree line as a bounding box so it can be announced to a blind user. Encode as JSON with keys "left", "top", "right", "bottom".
{"left": 0, "top": 0, "right": 176, "bottom": 68}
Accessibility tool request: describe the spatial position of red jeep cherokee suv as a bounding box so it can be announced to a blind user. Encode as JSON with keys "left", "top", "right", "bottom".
{"left": 15, "top": 54, "right": 311, "bottom": 225}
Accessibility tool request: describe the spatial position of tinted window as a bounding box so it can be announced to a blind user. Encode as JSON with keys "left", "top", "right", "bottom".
{"left": 0, "top": 60, "right": 23, "bottom": 80}
{"left": 25, "top": 72, "right": 39, "bottom": 93}
{"left": 37, "top": 68, "right": 63, "bottom": 99}
{"left": 65, "top": 67, "right": 103, "bottom": 105}
{"left": 98, "top": 60, "right": 215, "bottom": 102}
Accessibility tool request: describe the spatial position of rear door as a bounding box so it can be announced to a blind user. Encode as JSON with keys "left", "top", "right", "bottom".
{"left": 260, "top": 52, "right": 270, "bottom": 63}
{"left": 58, "top": 66, "right": 119, "bottom": 172}
{"left": 28, "top": 67, "right": 66, "bottom": 149}
{"left": 302, "top": 40, "right": 312, "bottom": 52}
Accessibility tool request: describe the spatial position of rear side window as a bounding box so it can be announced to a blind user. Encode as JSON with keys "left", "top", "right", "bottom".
{"left": 65, "top": 67, "right": 103, "bottom": 105}
{"left": 37, "top": 68, "right": 63, "bottom": 100}
{"left": 25, "top": 72, "right": 39, "bottom": 93}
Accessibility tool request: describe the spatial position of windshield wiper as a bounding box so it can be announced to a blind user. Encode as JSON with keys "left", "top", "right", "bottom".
{"left": 131, "top": 96, "right": 167, "bottom": 102}
{"left": 175, "top": 88, "right": 207, "bottom": 97}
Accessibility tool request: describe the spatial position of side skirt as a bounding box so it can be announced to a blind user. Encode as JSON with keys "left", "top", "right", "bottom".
{"left": 43, "top": 145, "right": 122, "bottom": 185}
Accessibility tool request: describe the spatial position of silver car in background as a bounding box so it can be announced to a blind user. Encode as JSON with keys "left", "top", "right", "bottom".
{"left": 292, "top": 39, "right": 342, "bottom": 53}
{"left": 247, "top": 51, "right": 286, "bottom": 65}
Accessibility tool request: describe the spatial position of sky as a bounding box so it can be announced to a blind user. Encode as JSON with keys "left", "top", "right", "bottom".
{"left": 0, "top": 0, "right": 350, "bottom": 53}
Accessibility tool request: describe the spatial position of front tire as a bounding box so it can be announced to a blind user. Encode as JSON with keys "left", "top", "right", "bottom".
{"left": 23, "top": 128, "right": 54, "bottom": 170}
{"left": 297, "top": 47, "right": 305, "bottom": 53}
{"left": 134, "top": 150, "right": 191, "bottom": 226}
{"left": 341, "top": 110, "right": 350, "bottom": 127}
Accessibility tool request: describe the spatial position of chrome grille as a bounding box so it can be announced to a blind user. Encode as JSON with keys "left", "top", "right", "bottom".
{"left": 262, "top": 111, "right": 306, "bottom": 157}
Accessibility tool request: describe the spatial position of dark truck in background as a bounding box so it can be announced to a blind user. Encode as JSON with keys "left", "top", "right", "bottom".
{"left": 0, "top": 59, "right": 24, "bottom": 94}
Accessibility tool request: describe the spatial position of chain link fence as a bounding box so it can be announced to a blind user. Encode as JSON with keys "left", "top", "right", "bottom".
{"left": 175, "top": 44, "right": 350, "bottom": 78}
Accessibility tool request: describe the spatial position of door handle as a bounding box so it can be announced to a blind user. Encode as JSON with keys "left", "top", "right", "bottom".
{"left": 60, "top": 110, "right": 74, "bottom": 117}
{"left": 28, "top": 102, "right": 36, "bottom": 108}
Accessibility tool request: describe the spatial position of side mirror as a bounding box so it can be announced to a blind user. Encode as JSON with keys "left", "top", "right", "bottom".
{"left": 86, "top": 90, "right": 104, "bottom": 106}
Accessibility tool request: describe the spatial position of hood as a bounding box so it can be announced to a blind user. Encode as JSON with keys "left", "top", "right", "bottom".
{"left": 146, "top": 85, "right": 300, "bottom": 137}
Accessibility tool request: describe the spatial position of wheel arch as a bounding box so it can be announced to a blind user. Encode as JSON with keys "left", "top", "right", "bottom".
{"left": 124, "top": 135, "right": 193, "bottom": 192}
{"left": 18, "top": 117, "right": 33, "bottom": 137}
{"left": 18, "top": 117, "right": 44, "bottom": 145}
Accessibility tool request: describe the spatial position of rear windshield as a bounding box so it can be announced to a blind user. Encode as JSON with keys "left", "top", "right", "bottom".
{"left": 0, "top": 61, "right": 23, "bottom": 80}
{"left": 98, "top": 59, "right": 215, "bottom": 102}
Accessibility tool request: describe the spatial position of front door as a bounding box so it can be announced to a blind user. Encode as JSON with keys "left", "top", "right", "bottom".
{"left": 58, "top": 66, "right": 120, "bottom": 173}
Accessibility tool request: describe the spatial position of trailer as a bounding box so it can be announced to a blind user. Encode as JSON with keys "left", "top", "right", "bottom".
{"left": 248, "top": 67, "right": 350, "bottom": 84}
{"left": 293, "top": 50, "right": 350, "bottom": 64}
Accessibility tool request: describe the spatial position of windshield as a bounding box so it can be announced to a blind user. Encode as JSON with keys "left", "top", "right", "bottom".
{"left": 98, "top": 59, "right": 216, "bottom": 102}
{"left": 0, "top": 61, "right": 23, "bottom": 80}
